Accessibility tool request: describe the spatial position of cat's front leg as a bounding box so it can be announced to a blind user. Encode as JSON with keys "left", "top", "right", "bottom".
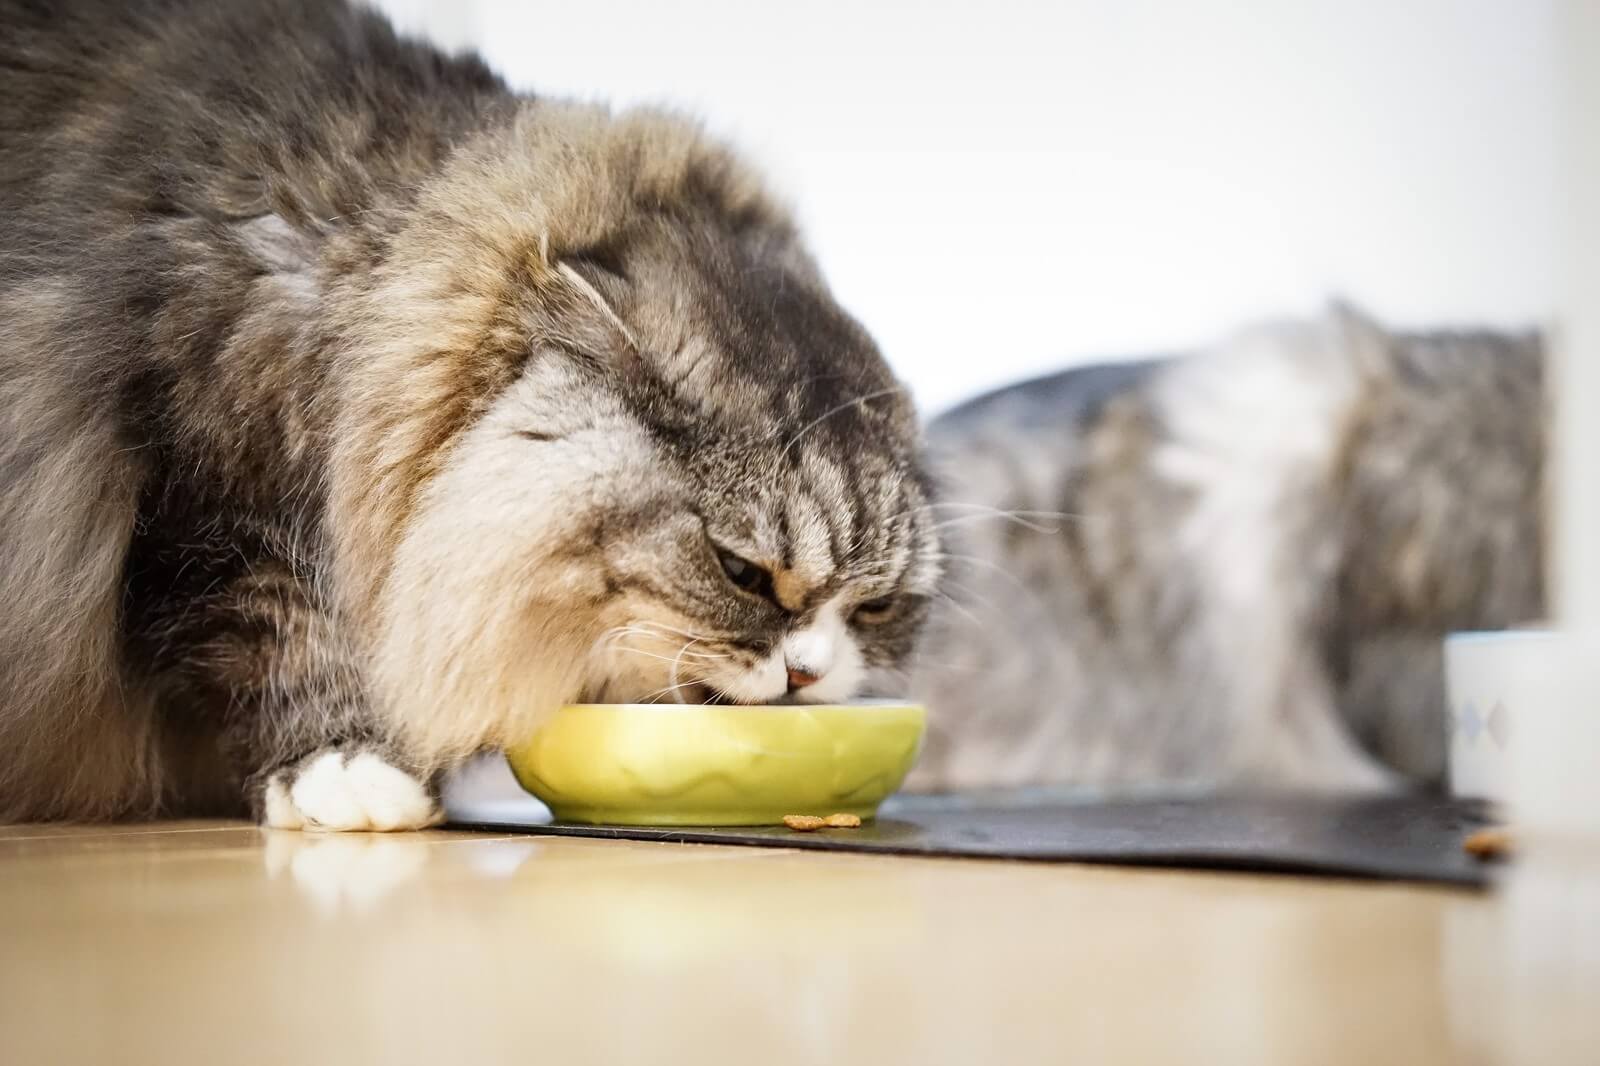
{"left": 159, "top": 561, "right": 447, "bottom": 831}
{"left": 234, "top": 627, "right": 447, "bottom": 831}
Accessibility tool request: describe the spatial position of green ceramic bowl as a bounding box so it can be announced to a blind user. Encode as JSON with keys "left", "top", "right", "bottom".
{"left": 505, "top": 701, "right": 926, "bottom": 827}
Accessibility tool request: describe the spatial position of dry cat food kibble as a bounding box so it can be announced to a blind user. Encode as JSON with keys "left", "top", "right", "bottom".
{"left": 1463, "top": 826, "right": 1515, "bottom": 860}
{"left": 782, "top": 813, "right": 861, "bottom": 831}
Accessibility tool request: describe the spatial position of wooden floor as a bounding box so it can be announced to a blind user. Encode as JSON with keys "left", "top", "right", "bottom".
{"left": 0, "top": 821, "right": 1591, "bottom": 1065}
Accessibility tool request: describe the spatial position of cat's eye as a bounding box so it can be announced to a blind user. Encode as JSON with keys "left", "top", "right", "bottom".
{"left": 716, "top": 549, "right": 770, "bottom": 595}
{"left": 853, "top": 595, "right": 897, "bottom": 623}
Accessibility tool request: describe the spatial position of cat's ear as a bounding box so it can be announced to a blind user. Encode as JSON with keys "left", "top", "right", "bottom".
{"left": 553, "top": 260, "right": 638, "bottom": 353}
{"left": 528, "top": 232, "right": 639, "bottom": 363}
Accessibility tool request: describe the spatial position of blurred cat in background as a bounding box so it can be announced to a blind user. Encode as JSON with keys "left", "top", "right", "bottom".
{"left": 904, "top": 305, "right": 1544, "bottom": 794}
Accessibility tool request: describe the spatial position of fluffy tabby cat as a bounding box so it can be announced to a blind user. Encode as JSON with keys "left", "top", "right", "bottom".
{"left": 0, "top": 0, "right": 938, "bottom": 828}
{"left": 905, "top": 306, "right": 1545, "bottom": 794}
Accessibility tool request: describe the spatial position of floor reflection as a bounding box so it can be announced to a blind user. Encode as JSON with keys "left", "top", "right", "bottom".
{"left": 1502, "top": 845, "right": 1600, "bottom": 1065}
{"left": 262, "top": 830, "right": 540, "bottom": 915}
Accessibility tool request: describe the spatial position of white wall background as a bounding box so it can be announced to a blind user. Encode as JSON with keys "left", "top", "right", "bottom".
{"left": 374, "top": 0, "right": 1556, "bottom": 415}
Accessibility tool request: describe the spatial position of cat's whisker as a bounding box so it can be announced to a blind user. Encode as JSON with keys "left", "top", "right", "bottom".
{"left": 599, "top": 624, "right": 727, "bottom": 656}
{"left": 902, "top": 501, "right": 1031, "bottom": 515}
{"left": 609, "top": 645, "right": 730, "bottom": 666}
{"left": 936, "top": 552, "right": 1060, "bottom": 623}
{"left": 929, "top": 588, "right": 986, "bottom": 631}
{"left": 885, "top": 501, "right": 1079, "bottom": 526}
{"left": 599, "top": 625, "right": 670, "bottom": 648}
{"left": 936, "top": 576, "right": 1011, "bottom": 618}
{"left": 613, "top": 620, "right": 724, "bottom": 643}
{"left": 929, "top": 511, "right": 1073, "bottom": 534}
{"left": 776, "top": 386, "right": 902, "bottom": 460}
{"left": 596, "top": 626, "right": 637, "bottom": 649}
{"left": 933, "top": 550, "right": 1044, "bottom": 589}
{"left": 639, "top": 678, "right": 709, "bottom": 704}
{"left": 669, "top": 636, "right": 717, "bottom": 705}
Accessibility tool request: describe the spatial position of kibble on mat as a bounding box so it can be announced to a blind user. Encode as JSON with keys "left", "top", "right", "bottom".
{"left": 782, "top": 815, "right": 826, "bottom": 831}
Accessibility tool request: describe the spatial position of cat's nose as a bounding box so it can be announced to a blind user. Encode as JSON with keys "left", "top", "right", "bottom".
{"left": 786, "top": 667, "right": 821, "bottom": 691}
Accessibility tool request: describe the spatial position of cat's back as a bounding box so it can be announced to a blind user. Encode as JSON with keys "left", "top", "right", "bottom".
{"left": 908, "top": 308, "right": 1545, "bottom": 792}
{"left": 924, "top": 359, "right": 1170, "bottom": 514}
{"left": 932, "top": 360, "right": 1166, "bottom": 446}
{"left": 1, "top": 0, "right": 507, "bottom": 249}
{"left": 0, "top": 0, "right": 513, "bottom": 507}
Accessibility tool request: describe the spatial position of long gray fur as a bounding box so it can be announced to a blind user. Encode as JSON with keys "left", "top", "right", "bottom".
{"left": 907, "top": 306, "right": 1544, "bottom": 793}
{"left": 1, "top": 0, "right": 938, "bottom": 823}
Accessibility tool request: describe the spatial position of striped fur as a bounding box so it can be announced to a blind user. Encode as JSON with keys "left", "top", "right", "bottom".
{"left": 0, "top": 0, "right": 937, "bottom": 823}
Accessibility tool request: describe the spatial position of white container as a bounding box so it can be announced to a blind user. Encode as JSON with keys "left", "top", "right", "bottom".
{"left": 1443, "top": 630, "right": 1558, "bottom": 803}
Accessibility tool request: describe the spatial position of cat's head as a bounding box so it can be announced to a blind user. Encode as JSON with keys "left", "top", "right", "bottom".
{"left": 330, "top": 104, "right": 939, "bottom": 763}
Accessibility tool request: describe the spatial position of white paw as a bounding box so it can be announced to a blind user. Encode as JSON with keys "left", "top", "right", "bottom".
{"left": 263, "top": 751, "right": 444, "bottom": 832}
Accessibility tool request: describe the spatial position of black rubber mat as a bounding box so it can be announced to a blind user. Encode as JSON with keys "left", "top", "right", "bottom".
{"left": 450, "top": 791, "right": 1496, "bottom": 887}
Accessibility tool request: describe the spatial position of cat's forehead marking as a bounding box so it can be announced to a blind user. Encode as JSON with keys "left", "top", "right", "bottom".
{"left": 736, "top": 441, "right": 918, "bottom": 611}
{"left": 770, "top": 491, "right": 834, "bottom": 610}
